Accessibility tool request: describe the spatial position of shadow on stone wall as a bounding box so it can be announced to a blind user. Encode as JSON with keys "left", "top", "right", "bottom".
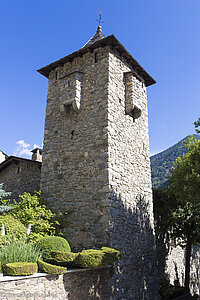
{"left": 108, "top": 190, "right": 159, "bottom": 300}
{"left": 153, "top": 188, "right": 173, "bottom": 280}
{"left": 62, "top": 267, "right": 112, "bottom": 300}
{"left": 154, "top": 217, "right": 171, "bottom": 279}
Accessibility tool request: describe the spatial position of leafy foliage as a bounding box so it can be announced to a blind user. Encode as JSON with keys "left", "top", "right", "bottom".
{"left": 171, "top": 202, "right": 200, "bottom": 247}
{"left": 150, "top": 134, "right": 200, "bottom": 188}
{"left": 194, "top": 117, "right": 200, "bottom": 134}
{"left": 0, "top": 242, "right": 41, "bottom": 272}
{"left": 11, "top": 191, "right": 56, "bottom": 242}
{"left": 169, "top": 137, "right": 200, "bottom": 204}
{"left": 0, "top": 191, "right": 70, "bottom": 242}
{"left": 0, "top": 215, "right": 27, "bottom": 247}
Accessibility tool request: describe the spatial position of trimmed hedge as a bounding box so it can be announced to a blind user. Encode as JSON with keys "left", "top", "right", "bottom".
{"left": 75, "top": 248, "right": 121, "bottom": 269}
{"left": 36, "top": 236, "right": 71, "bottom": 260}
{"left": 101, "top": 247, "right": 121, "bottom": 265}
{"left": 37, "top": 259, "right": 67, "bottom": 275}
{"left": 75, "top": 249, "right": 105, "bottom": 268}
{"left": 48, "top": 251, "right": 79, "bottom": 267}
{"left": 46, "top": 247, "right": 121, "bottom": 269}
{"left": 5, "top": 262, "right": 37, "bottom": 276}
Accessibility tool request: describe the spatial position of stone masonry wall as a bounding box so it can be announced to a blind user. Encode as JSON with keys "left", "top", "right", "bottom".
{"left": 40, "top": 46, "right": 110, "bottom": 250}
{"left": 0, "top": 160, "right": 41, "bottom": 199}
{"left": 0, "top": 267, "right": 112, "bottom": 300}
{"left": 107, "top": 50, "right": 159, "bottom": 300}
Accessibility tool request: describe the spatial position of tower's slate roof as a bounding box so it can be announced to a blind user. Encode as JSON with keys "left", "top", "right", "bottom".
{"left": 82, "top": 26, "right": 105, "bottom": 48}
{"left": 37, "top": 28, "right": 156, "bottom": 87}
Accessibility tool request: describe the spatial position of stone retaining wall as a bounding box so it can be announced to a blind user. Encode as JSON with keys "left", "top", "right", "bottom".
{"left": 0, "top": 267, "right": 112, "bottom": 300}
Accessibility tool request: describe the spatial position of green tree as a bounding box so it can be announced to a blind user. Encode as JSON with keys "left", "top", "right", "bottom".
{"left": 168, "top": 137, "right": 200, "bottom": 293}
{"left": 194, "top": 117, "right": 200, "bottom": 134}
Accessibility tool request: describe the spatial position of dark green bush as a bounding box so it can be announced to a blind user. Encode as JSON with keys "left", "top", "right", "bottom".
{"left": 37, "top": 259, "right": 67, "bottom": 274}
{"left": 49, "top": 251, "right": 79, "bottom": 267}
{"left": 0, "top": 215, "right": 27, "bottom": 247}
{"left": 5, "top": 262, "right": 37, "bottom": 276}
{"left": 36, "top": 236, "right": 71, "bottom": 260}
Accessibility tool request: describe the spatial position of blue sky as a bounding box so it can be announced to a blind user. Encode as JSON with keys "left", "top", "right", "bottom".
{"left": 1, "top": 0, "right": 199, "bottom": 157}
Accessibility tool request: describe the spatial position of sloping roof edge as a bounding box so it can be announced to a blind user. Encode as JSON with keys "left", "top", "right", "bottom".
{"left": 37, "top": 35, "right": 156, "bottom": 87}
{"left": 0, "top": 156, "right": 41, "bottom": 172}
{"left": 0, "top": 150, "right": 9, "bottom": 158}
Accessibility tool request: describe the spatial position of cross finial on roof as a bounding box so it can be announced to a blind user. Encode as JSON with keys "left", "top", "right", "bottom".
{"left": 96, "top": 10, "right": 103, "bottom": 33}
{"left": 97, "top": 10, "right": 102, "bottom": 26}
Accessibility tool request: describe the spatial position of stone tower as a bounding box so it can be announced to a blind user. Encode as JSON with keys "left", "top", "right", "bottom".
{"left": 38, "top": 26, "right": 159, "bottom": 299}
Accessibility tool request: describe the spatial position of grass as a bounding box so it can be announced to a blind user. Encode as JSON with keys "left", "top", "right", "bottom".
{"left": 0, "top": 242, "right": 41, "bottom": 273}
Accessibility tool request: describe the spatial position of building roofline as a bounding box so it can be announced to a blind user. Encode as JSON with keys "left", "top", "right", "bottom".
{"left": 0, "top": 150, "right": 8, "bottom": 158}
{"left": 37, "top": 34, "right": 156, "bottom": 87}
{"left": 0, "top": 156, "right": 41, "bottom": 172}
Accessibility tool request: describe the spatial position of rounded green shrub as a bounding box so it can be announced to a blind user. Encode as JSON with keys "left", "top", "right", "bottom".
{"left": 36, "top": 236, "right": 71, "bottom": 260}
{"left": 37, "top": 259, "right": 67, "bottom": 275}
{"left": 0, "top": 215, "right": 27, "bottom": 247}
{"left": 5, "top": 262, "right": 38, "bottom": 276}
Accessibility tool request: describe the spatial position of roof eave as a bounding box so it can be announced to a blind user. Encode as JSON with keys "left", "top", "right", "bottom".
{"left": 37, "top": 35, "right": 156, "bottom": 87}
{"left": 0, "top": 156, "right": 41, "bottom": 172}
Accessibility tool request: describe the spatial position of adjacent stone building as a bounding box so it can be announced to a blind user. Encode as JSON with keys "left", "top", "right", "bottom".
{"left": 38, "top": 26, "right": 159, "bottom": 299}
{"left": 0, "top": 150, "right": 42, "bottom": 199}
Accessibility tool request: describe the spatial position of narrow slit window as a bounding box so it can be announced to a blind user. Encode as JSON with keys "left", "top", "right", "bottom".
{"left": 94, "top": 53, "right": 98, "bottom": 63}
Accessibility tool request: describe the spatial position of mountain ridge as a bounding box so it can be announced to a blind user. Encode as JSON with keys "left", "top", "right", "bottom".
{"left": 150, "top": 134, "right": 200, "bottom": 189}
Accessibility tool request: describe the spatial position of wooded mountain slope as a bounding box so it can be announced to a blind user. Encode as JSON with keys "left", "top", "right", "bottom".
{"left": 150, "top": 134, "right": 200, "bottom": 188}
